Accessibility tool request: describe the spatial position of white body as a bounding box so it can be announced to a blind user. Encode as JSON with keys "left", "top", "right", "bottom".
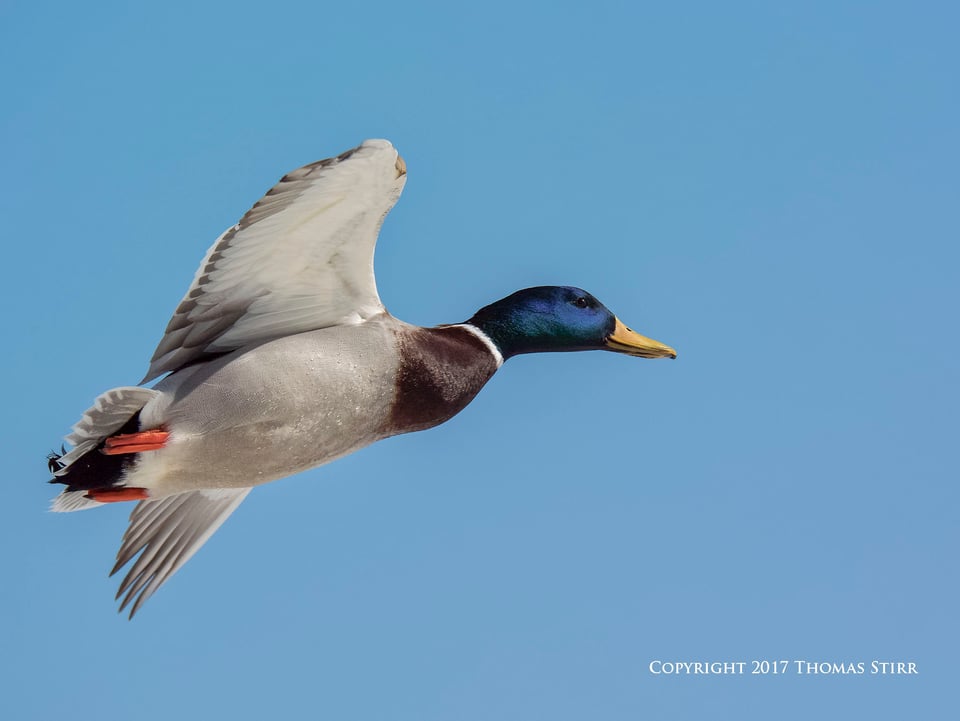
{"left": 137, "top": 317, "right": 402, "bottom": 494}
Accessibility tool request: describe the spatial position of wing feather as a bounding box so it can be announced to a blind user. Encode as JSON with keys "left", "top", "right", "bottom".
{"left": 143, "top": 139, "right": 407, "bottom": 381}
{"left": 111, "top": 488, "right": 251, "bottom": 617}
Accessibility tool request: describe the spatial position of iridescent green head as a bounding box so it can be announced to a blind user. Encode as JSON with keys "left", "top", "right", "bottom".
{"left": 467, "top": 286, "right": 676, "bottom": 361}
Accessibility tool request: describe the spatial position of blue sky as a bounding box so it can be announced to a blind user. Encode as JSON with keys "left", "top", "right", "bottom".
{"left": 2, "top": 1, "right": 956, "bottom": 718}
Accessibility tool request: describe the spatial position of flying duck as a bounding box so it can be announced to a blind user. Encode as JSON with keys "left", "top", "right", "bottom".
{"left": 49, "top": 139, "right": 676, "bottom": 617}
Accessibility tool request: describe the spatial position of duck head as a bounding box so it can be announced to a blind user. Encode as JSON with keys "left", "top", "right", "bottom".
{"left": 467, "top": 286, "right": 676, "bottom": 361}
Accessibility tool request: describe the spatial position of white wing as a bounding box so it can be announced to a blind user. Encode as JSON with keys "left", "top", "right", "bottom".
{"left": 111, "top": 488, "right": 251, "bottom": 617}
{"left": 144, "top": 139, "right": 407, "bottom": 381}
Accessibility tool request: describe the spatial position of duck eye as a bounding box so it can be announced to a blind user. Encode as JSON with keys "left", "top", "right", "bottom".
{"left": 573, "top": 297, "right": 589, "bottom": 308}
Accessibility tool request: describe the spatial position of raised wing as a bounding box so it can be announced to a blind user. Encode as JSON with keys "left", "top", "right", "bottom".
{"left": 144, "top": 139, "right": 407, "bottom": 381}
{"left": 111, "top": 488, "right": 251, "bottom": 618}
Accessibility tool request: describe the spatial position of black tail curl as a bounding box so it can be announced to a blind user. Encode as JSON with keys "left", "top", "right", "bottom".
{"left": 47, "top": 413, "right": 141, "bottom": 492}
{"left": 47, "top": 447, "right": 66, "bottom": 476}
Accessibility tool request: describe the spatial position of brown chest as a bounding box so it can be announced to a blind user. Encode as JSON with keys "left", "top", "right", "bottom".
{"left": 386, "top": 325, "right": 500, "bottom": 435}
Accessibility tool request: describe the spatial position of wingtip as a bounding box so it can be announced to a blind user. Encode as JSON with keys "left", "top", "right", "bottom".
{"left": 360, "top": 138, "right": 394, "bottom": 150}
{"left": 358, "top": 139, "right": 404, "bottom": 175}
{"left": 109, "top": 488, "right": 252, "bottom": 618}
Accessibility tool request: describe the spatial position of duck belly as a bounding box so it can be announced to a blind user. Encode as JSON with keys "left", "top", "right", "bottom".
{"left": 133, "top": 324, "right": 400, "bottom": 495}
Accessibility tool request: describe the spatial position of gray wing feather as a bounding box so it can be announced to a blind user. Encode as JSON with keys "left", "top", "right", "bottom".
{"left": 143, "top": 139, "right": 406, "bottom": 381}
{"left": 111, "top": 488, "right": 251, "bottom": 617}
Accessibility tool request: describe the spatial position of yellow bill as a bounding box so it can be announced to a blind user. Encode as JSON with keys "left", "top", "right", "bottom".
{"left": 605, "top": 318, "right": 677, "bottom": 359}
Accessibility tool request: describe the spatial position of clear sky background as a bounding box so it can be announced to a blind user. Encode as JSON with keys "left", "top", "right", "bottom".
{"left": 2, "top": 1, "right": 956, "bottom": 719}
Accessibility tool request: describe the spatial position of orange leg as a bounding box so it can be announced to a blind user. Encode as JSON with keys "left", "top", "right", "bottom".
{"left": 102, "top": 429, "right": 170, "bottom": 455}
{"left": 86, "top": 487, "right": 150, "bottom": 502}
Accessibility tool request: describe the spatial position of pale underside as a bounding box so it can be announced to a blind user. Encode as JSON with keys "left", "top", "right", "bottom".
{"left": 136, "top": 319, "right": 402, "bottom": 495}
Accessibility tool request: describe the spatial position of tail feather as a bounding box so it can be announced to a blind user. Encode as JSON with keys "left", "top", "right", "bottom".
{"left": 51, "top": 490, "right": 105, "bottom": 512}
{"left": 65, "top": 387, "right": 159, "bottom": 448}
{"left": 50, "top": 440, "right": 98, "bottom": 477}
{"left": 50, "top": 387, "right": 161, "bottom": 511}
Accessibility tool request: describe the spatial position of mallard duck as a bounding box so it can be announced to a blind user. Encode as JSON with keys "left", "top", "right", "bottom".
{"left": 49, "top": 139, "right": 676, "bottom": 617}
